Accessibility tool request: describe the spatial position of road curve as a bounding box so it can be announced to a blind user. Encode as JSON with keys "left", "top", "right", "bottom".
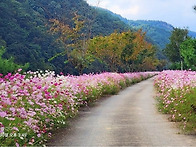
{"left": 47, "top": 78, "right": 196, "bottom": 146}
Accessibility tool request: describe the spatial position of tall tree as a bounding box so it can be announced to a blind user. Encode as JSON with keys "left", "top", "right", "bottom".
{"left": 164, "top": 28, "right": 188, "bottom": 70}
{"left": 180, "top": 38, "right": 196, "bottom": 70}
{"left": 49, "top": 13, "right": 94, "bottom": 74}
{"left": 87, "top": 32, "right": 125, "bottom": 71}
{"left": 132, "top": 30, "right": 159, "bottom": 71}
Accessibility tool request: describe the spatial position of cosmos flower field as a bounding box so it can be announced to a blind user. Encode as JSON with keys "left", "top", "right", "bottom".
{"left": 0, "top": 70, "right": 155, "bottom": 146}
{"left": 154, "top": 70, "right": 196, "bottom": 133}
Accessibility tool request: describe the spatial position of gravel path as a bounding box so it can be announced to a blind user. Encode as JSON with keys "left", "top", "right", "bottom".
{"left": 47, "top": 78, "right": 196, "bottom": 146}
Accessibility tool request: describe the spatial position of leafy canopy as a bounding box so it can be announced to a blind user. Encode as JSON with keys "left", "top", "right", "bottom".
{"left": 180, "top": 38, "right": 196, "bottom": 70}
{"left": 87, "top": 30, "right": 159, "bottom": 72}
{"left": 164, "top": 28, "right": 188, "bottom": 69}
{"left": 0, "top": 47, "right": 29, "bottom": 75}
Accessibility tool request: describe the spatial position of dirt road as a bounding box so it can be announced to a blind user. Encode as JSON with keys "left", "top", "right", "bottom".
{"left": 47, "top": 78, "right": 196, "bottom": 146}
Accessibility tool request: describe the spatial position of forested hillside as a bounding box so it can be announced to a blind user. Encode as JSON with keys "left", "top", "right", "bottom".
{"left": 126, "top": 20, "right": 196, "bottom": 49}
{"left": 126, "top": 20, "right": 172, "bottom": 49}
{"left": 0, "top": 0, "right": 129, "bottom": 74}
{"left": 103, "top": 8, "right": 196, "bottom": 49}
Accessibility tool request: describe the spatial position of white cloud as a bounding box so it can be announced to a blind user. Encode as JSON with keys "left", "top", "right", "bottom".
{"left": 129, "top": 5, "right": 140, "bottom": 15}
{"left": 105, "top": 5, "right": 140, "bottom": 18}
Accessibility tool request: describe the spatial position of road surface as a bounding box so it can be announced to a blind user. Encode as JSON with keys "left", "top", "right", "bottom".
{"left": 47, "top": 78, "right": 196, "bottom": 146}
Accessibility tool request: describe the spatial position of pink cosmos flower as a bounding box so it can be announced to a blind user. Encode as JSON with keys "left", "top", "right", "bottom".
{"left": 28, "top": 111, "right": 36, "bottom": 117}
{"left": 0, "top": 111, "right": 7, "bottom": 118}
{"left": 12, "top": 127, "right": 19, "bottom": 131}
{"left": 7, "top": 73, "right": 12, "bottom": 76}
{"left": 0, "top": 127, "right": 4, "bottom": 133}
{"left": 6, "top": 117, "right": 15, "bottom": 121}
{"left": 18, "top": 68, "right": 22, "bottom": 72}
{"left": 48, "top": 132, "right": 52, "bottom": 138}
{"left": 37, "top": 133, "right": 41, "bottom": 138}
{"left": 16, "top": 142, "right": 19, "bottom": 147}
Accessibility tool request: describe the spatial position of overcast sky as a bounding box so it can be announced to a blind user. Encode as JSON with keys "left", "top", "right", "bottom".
{"left": 85, "top": 0, "right": 196, "bottom": 32}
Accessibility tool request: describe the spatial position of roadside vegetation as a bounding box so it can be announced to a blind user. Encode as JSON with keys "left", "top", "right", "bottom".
{"left": 154, "top": 70, "right": 196, "bottom": 134}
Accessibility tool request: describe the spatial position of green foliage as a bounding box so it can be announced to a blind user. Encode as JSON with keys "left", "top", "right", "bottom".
{"left": 164, "top": 28, "right": 188, "bottom": 62}
{"left": 93, "top": 7, "right": 129, "bottom": 35}
{"left": 164, "top": 28, "right": 188, "bottom": 69}
{"left": 0, "top": 47, "right": 29, "bottom": 75}
{"left": 180, "top": 38, "right": 196, "bottom": 70}
{"left": 69, "top": 49, "right": 96, "bottom": 74}
{"left": 0, "top": 0, "right": 60, "bottom": 72}
{"left": 169, "top": 62, "right": 182, "bottom": 70}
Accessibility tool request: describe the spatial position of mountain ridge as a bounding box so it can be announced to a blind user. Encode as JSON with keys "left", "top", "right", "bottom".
{"left": 97, "top": 7, "right": 196, "bottom": 49}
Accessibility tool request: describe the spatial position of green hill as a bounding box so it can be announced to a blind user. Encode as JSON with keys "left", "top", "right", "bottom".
{"left": 0, "top": 0, "right": 129, "bottom": 74}
{"left": 126, "top": 20, "right": 172, "bottom": 49}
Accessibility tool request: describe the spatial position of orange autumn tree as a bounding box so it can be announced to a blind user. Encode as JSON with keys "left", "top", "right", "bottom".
{"left": 87, "top": 31, "right": 135, "bottom": 71}
{"left": 87, "top": 30, "right": 159, "bottom": 72}
{"left": 131, "top": 29, "right": 159, "bottom": 71}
